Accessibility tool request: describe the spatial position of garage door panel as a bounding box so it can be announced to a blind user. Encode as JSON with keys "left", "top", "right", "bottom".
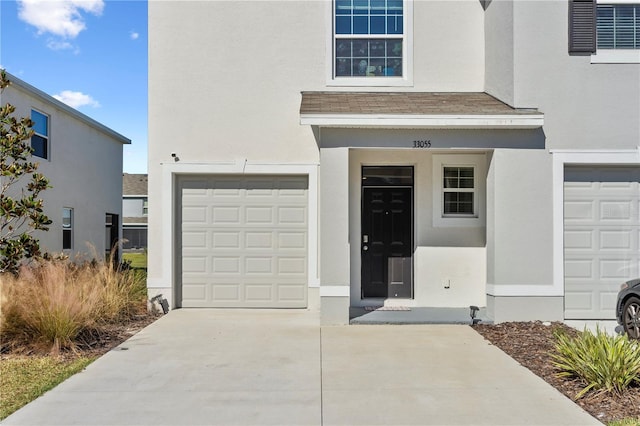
{"left": 245, "top": 232, "right": 275, "bottom": 249}
{"left": 564, "top": 166, "right": 640, "bottom": 319}
{"left": 245, "top": 207, "right": 274, "bottom": 224}
{"left": 564, "top": 230, "right": 593, "bottom": 249}
{"left": 212, "top": 206, "right": 241, "bottom": 224}
{"left": 180, "top": 175, "right": 308, "bottom": 308}
{"left": 279, "top": 232, "right": 307, "bottom": 249}
{"left": 600, "top": 230, "right": 632, "bottom": 250}
{"left": 183, "top": 206, "right": 208, "bottom": 224}
{"left": 213, "top": 231, "right": 241, "bottom": 249}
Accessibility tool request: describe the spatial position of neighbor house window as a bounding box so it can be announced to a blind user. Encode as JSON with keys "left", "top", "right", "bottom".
{"left": 142, "top": 199, "right": 148, "bottom": 216}
{"left": 443, "top": 167, "right": 475, "bottom": 216}
{"left": 597, "top": 4, "right": 640, "bottom": 49}
{"left": 332, "top": 0, "right": 411, "bottom": 83}
{"left": 62, "top": 208, "right": 73, "bottom": 250}
{"left": 30, "top": 109, "right": 49, "bottom": 159}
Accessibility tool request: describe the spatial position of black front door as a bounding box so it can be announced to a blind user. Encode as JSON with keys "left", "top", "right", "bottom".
{"left": 361, "top": 187, "right": 412, "bottom": 298}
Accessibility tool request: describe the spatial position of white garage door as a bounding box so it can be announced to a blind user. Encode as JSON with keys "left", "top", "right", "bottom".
{"left": 564, "top": 166, "right": 640, "bottom": 319}
{"left": 180, "top": 175, "right": 308, "bottom": 308}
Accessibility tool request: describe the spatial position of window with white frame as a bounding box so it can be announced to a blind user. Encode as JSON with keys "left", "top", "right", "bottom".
{"left": 332, "top": 0, "right": 410, "bottom": 83}
{"left": 443, "top": 167, "right": 475, "bottom": 216}
{"left": 597, "top": 3, "right": 640, "bottom": 49}
{"left": 31, "top": 109, "right": 49, "bottom": 159}
{"left": 62, "top": 208, "right": 73, "bottom": 250}
{"left": 432, "top": 154, "right": 486, "bottom": 227}
{"left": 142, "top": 199, "right": 148, "bottom": 216}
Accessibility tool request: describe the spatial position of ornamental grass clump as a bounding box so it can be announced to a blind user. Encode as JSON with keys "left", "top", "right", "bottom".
{"left": 552, "top": 326, "right": 640, "bottom": 399}
{"left": 0, "top": 257, "right": 147, "bottom": 353}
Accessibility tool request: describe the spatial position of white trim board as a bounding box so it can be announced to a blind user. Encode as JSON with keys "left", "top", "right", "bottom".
{"left": 300, "top": 114, "right": 544, "bottom": 129}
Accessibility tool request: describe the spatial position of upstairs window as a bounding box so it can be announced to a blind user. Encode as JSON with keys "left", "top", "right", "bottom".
{"left": 597, "top": 4, "right": 640, "bottom": 49}
{"left": 30, "top": 109, "right": 49, "bottom": 159}
{"left": 142, "top": 199, "right": 149, "bottom": 216}
{"left": 332, "top": 0, "right": 411, "bottom": 85}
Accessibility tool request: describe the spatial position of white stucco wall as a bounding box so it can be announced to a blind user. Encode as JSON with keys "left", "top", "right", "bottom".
{"left": 3, "top": 79, "right": 126, "bottom": 259}
{"left": 483, "top": 0, "right": 640, "bottom": 149}
{"left": 148, "top": 0, "right": 488, "bottom": 304}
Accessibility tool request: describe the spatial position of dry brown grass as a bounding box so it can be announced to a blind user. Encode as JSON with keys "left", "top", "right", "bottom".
{"left": 0, "top": 257, "right": 147, "bottom": 354}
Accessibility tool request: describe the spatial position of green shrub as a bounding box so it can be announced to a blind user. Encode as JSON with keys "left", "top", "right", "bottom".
{"left": 552, "top": 327, "right": 640, "bottom": 399}
{"left": 0, "top": 258, "right": 147, "bottom": 353}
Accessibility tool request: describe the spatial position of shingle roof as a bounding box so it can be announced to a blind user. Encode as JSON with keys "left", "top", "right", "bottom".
{"left": 123, "top": 173, "right": 148, "bottom": 196}
{"left": 123, "top": 217, "right": 148, "bottom": 225}
{"left": 300, "top": 92, "right": 540, "bottom": 116}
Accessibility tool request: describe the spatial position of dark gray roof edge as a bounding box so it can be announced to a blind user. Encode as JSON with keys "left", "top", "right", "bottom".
{"left": 5, "top": 71, "right": 131, "bottom": 145}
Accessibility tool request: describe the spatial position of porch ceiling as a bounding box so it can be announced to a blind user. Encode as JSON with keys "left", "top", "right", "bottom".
{"left": 299, "top": 92, "right": 544, "bottom": 129}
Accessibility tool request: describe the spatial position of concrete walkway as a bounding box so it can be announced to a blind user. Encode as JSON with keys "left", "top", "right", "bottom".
{"left": 2, "top": 310, "right": 601, "bottom": 426}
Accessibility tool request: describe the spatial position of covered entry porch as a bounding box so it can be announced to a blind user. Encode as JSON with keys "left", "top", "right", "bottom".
{"left": 300, "top": 92, "right": 544, "bottom": 325}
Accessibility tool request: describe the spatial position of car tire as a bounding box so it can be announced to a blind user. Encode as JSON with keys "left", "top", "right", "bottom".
{"left": 623, "top": 296, "right": 640, "bottom": 339}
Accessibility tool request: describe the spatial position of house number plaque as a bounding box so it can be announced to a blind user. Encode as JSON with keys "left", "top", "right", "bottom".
{"left": 413, "top": 140, "right": 432, "bottom": 148}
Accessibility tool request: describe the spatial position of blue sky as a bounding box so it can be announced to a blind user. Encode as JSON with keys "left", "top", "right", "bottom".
{"left": 1, "top": 0, "right": 148, "bottom": 173}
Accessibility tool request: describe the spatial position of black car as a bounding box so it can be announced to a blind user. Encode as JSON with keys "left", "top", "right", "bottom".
{"left": 616, "top": 278, "right": 640, "bottom": 339}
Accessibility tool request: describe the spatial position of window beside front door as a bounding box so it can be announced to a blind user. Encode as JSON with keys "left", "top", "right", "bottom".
{"left": 331, "top": 0, "right": 412, "bottom": 85}
{"left": 432, "top": 154, "right": 486, "bottom": 228}
{"left": 443, "top": 166, "right": 475, "bottom": 216}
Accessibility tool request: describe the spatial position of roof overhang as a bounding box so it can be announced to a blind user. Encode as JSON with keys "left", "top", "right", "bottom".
{"left": 299, "top": 92, "right": 544, "bottom": 130}
{"left": 300, "top": 114, "right": 544, "bottom": 129}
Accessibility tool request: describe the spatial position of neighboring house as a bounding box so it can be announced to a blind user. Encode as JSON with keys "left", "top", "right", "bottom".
{"left": 147, "top": 0, "right": 640, "bottom": 324}
{"left": 122, "top": 173, "right": 148, "bottom": 251}
{"left": 3, "top": 72, "right": 130, "bottom": 259}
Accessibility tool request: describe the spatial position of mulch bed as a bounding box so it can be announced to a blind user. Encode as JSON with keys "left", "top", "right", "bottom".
{"left": 0, "top": 313, "right": 161, "bottom": 359}
{"left": 473, "top": 321, "right": 640, "bottom": 424}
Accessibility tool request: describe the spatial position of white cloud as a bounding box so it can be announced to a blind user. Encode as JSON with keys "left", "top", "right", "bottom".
{"left": 46, "top": 39, "right": 74, "bottom": 51}
{"left": 130, "top": 31, "right": 139, "bottom": 40}
{"left": 17, "top": 0, "right": 104, "bottom": 39}
{"left": 53, "top": 90, "right": 100, "bottom": 109}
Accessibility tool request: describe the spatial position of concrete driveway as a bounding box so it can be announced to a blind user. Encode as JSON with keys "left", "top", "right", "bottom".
{"left": 2, "top": 309, "right": 601, "bottom": 426}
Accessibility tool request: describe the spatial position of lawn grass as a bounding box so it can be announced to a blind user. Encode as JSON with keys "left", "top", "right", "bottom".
{"left": 0, "top": 356, "right": 95, "bottom": 420}
{"left": 122, "top": 252, "right": 147, "bottom": 269}
{"left": 609, "top": 418, "right": 640, "bottom": 426}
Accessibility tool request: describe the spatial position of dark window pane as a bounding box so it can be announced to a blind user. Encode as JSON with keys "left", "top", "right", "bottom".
{"left": 370, "top": 16, "right": 385, "bottom": 34}
{"left": 31, "top": 110, "right": 48, "bottom": 136}
{"left": 362, "top": 166, "right": 414, "bottom": 186}
{"left": 353, "top": 0, "right": 368, "bottom": 14}
{"left": 387, "top": 15, "right": 403, "bottom": 34}
{"left": 370, "top": 39, "right": 385, "bottom": 57}
{"left": 31, "top": 134, "right": 47, "bottom": 159}
{"left": 459, "top": 168, "right": 474, "bottom": 177}
{"left": 371, "top": 0, "right": 385, "bottom": 14}
{"left": 444, "top": 192, "right": 474, "bottom": 214}
{"left": 388, "top": 40, "right": 402, "bottom": 57}
{"left": 353, "top": 15, "right": 368, "bottom": 33}
{"left": 336, "top": 0, "right": 352, "bottom": 14}
{"left": 63, "top": 229, "right": 71, "bottom": 250}
{"left": 336, "top": 16, "right": 351, "bottom": 34}
{"left": 336, "top": 40, "right": 352, "bottom": 57}
{"left": 336, "top": 58, "right": 351, "bottom": 76}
